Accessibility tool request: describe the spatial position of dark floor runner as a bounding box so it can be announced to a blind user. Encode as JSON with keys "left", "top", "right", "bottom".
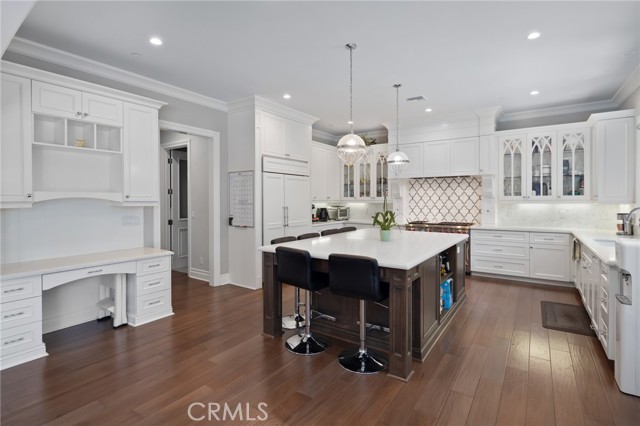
{"left": 541, "top": 301, "right": 595, "bottom": 336}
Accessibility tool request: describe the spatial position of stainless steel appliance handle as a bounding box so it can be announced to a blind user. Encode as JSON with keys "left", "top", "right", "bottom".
{"left": 616, "top": 294, "right": 632, "bottom": 305}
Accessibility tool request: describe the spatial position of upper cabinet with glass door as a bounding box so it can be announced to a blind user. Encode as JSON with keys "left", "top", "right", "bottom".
{"left": 339, "top": 144, "right": 389, "bottom": 201}
{"left": 498, "top": 135, "right": 526, "bottom": 200}
{"left": 497, "top": 125, "right": 591, "bottom": 201}
{"left": 374, "top": 146, "right": 389, "bottom": 198}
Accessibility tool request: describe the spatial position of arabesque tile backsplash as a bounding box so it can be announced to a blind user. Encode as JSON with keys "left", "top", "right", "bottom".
{"left": 408, "top": 177, "right": 482, "bottom": 223}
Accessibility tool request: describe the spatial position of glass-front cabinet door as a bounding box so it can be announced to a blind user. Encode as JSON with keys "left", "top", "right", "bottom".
{"left": 499, "top": 135, "right": 526, "bottom": 200}
{"left": 342, "top": 163, "right": 355, "bottom": 199}
{"left": 375, "top": 150, "right": 388, "bottom": 198}
{"left": 558, "top": 128, "right": 590, "bottom": 200}
{"left": 358, "top": 160, "right": 372, "bottom": 198}
{"left": 527, "top": 132, "right": 555, "bottom": 200}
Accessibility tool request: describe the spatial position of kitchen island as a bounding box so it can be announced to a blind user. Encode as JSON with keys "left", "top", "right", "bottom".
{"left": 259, "top": 228, "right": 467, "bottom": 381}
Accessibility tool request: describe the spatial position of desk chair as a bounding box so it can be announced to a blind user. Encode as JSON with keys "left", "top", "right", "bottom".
{"left": 276, "top": 247, "right": 329, "bottom": 355}
{"left": 328, "top": 254, "right": 389, "bottom": 374}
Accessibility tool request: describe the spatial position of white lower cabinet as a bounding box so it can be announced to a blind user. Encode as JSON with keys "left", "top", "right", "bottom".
{"left": 127, "top": 256, "right": 173, "bottom": 326}
{"left": 471, "top": 230, "right": 571, "bottom": 282}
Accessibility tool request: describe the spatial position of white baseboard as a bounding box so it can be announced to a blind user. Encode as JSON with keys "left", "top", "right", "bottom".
{"left": 226, "top": 280, "right": 261, "bottom": 291}
{"left": 470, "top": 272, "right": 574, "bottom": 288}
{"left": 128, "top": 310, "right": 174, "bottom": 327}
{"left": 43, "top": 306, "right": 98, "bottom": 333}
{"left": 0, "top": 344, "right": 48, "bottom": 370}
{"left": 189, "top": 268, "right": 210, "bottom": 282}
{"left": 216, "top": 274, "right": 231, "bottom": 286}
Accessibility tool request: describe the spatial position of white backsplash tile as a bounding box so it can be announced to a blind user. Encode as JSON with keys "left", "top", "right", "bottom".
{"left": 495, "top": 202, "right": 633, "bottom": 230}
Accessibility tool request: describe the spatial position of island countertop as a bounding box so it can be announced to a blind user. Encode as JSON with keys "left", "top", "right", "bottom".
{"left": 258, "top": 228, "right": 468, "bottom": 270}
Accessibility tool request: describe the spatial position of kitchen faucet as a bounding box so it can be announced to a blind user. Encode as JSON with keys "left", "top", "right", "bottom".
{"left": 623, "top": 207, "right": 640, "bottom": 235}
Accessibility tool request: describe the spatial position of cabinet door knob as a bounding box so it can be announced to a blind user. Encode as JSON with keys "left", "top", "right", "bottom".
{"left": 26, "top": 193, "right": 32, "bottom": 198}
{"left": 125, "top": 195, "right": 130, "bottom": 199}
{"left": 76, "top": 111, "right": 82, "bottom": 116}
{"left": 83, "top": 112, "right": 89, "bottom": 117}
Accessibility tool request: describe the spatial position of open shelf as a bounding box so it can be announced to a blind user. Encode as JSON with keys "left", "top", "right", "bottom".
{"left": 34, "top": 115, "right": 65, "bottom": 146}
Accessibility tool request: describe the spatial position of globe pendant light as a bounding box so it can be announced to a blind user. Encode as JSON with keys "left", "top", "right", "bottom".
{"left": 387, "top": 83, "right": 410, "bottom": 175}
{"left": 337, "top": 43, "right": 367, "bottom": 165}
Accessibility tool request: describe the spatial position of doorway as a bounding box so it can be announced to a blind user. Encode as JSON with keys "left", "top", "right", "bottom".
{"left": 169, "top": 148, "right": 189, "bottom": 272}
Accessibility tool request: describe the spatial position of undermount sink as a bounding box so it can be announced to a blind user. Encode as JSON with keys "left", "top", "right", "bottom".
{"left": 593, "top": 239, "right": 616, "bottom": 246}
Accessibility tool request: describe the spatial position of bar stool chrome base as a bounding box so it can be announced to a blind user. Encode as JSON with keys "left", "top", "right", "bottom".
{"left": 338, "top": 349, "right": 387, "bottom": 374}
{"left": 282, "top": 314, "right": 305, "bottom": 330}
{"left": 285, "top": 334, "right": 327, "bottom": 355}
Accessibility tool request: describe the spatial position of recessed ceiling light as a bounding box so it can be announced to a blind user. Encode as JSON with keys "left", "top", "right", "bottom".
{"left": 530, "top": 90, "right": 540, "bottom": 95}
{"left": 527, "top": 32, "right": 541, "bottom": 40}
{"left": 283, "top": 94, "right": 291, "bottom": 99}
{"left": 149, "top": 37, "right": 163, "bottom": 46}
{"left": 425, "top": 108, "right": 433, "bottom": 112}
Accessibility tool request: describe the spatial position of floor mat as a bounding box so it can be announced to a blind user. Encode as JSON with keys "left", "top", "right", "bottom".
{"left": 541, "top": 301, "right": 595, "bottom": 336}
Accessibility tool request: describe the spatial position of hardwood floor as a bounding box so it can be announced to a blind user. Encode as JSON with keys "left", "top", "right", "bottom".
{"left": 2, "top": 272, "right": 639, "bottom": 425}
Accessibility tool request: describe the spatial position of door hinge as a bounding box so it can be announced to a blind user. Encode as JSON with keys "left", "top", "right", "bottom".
{"left": 168, "top": 158, "right": 173, "bottom": 164}
{"left": 168, "top": 219, "right": 173, "bottom": 226}
{"left": 168, "top": 188, "right": 173, "bottom": 195}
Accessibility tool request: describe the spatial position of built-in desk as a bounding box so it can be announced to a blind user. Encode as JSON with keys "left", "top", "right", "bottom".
{"left": 0, "top": 248, "right": 173, "bottom": 370}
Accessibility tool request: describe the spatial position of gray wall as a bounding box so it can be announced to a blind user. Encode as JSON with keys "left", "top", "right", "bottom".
{"left": 3, "top": 52, "right": 230, "bottom": 274}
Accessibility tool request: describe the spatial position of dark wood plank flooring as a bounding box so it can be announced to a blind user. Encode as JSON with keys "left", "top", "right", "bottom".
{"left": 2, "top": 272, "right": 639, "bottom": 425}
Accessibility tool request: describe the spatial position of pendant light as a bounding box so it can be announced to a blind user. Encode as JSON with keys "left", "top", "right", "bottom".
{"left": 336, "top": 43, "right": 367, "bottom": 165}
{"left": 387, "top": 83, "right": 410, "bottom": 175}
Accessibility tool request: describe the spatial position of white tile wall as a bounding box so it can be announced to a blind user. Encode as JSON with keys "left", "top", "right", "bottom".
{"left": 407, "top": 177, "right": 483, "bottom": 223}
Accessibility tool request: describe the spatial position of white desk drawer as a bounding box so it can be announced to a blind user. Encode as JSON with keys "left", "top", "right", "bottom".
{"left": 472, "top": 230, "right": 529, "bottom": 243}
{"left": 42, "top": 261, "right": 136, "bottom": 290}
{"left": 471, "top": 241, "right": 529, "bottom": 259}
{"left": 1, "top": 297, "right": 42, "bottom": 330}
{"left": 137, "top": 257, "right": 170, "bottom": 276}
{"left": 530, "top": 232, "right": 570, "bottom": 245}
{"left": 132, "top": 289, "right": 171, "bottom": 317}
{"left": 0, "top": 321, "right": 42, "bottom": 357}
{"left": 472, "top": 257, "right": 530, "bottom": 277}
{"left": 135, "top": 271, "right": 170, "bottom": 296}
{"left": 0, "top": 276, "right": 41, "bottom": 303}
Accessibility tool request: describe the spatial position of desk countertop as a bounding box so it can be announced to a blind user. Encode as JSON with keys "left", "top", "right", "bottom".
{"left": 1, "top": 247, "right": 173, "bottom": 280}
{"left": 259, "top": 228, "right": 467, "bottom": 270}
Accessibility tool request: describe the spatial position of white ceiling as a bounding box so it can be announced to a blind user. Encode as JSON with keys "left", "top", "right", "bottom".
{"left": 8, "top": 1, "right": 640, "bottom": 135}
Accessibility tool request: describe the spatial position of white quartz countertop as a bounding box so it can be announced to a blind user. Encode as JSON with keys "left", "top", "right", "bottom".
{"left": 259, "top": 228, "right": 467, "bottom": 270}
{"left": 311, "top": 219, "right": 372, "bottom": 227}
{"left": 471, "top": 224, "right": 624, "bottom": 265}
{"left": 1, "top": 247, "right": 173, "bottom": 280}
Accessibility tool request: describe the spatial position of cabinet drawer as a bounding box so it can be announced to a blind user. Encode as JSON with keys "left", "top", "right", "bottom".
{"left": 600, "top": 285, "right": 609, "bottom": 317}
{"left": 471, "top": 241, "right": 529, "bottom": 259}
{"left": 530, "top": 232, "right": 570, "bottom": 245}
{"left": 43, "top": 261, "right": 136, "bottom": 290}
{"left": 598, "top": 316, "right": 608, "bottom": 352}
{"left": 133, "top": 289, "right": 172, "bottom": 317}
{"left": 137, "top": 256, "right": 170, "bottom": 276}
{"left": 0, "top": 297, "right": 42, "bottom": 330}
{"left": 0, "top": 276, "right": 41, "bottom": 303}
{"left": 472, "top": 257, "right": 530, "bottom": 277}
{"left": 135, "top": 271, "right": 170, "bottom": 296}
{"left": 472, "top": 230, "right": 528, "bottom": 243}
{"left": 0, "top": 321, "right": 42, "bottom": 357}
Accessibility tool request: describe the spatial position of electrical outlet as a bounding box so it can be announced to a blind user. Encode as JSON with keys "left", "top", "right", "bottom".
{"left": 121, "top": 216, "right": 140, "bottom": 226}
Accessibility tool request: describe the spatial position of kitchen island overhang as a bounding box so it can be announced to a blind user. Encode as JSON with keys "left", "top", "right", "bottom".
{"left": 259, "top": 228, "right": 468, "bottom": 381}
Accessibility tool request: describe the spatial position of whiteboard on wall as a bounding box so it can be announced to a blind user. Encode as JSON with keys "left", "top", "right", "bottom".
{"left": 229, "top": 171, "right": 254, "bottom": 227}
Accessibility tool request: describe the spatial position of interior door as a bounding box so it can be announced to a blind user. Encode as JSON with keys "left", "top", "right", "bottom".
{"left": 284, "top": 174, "right": 311, "bottom": 237}
{"left": 170, "top": 149, "right": 189, "bottom": 270}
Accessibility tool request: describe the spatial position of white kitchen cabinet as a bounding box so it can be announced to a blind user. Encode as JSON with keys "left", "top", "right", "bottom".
{"left": 593, "top": 115, "right": 635, "bottom": 203}
{"left": 498, "top": 125, "right": 591, "bottom": 201}
{"left": 260, "top": 111, "right": 311, "bottom": 162}
{"left": 310, "top": 142, "right": 340, "bottom": 201}
{"left": 341, "top": 162, "right": 356, "bottom": 199}
{"left": 32, "top": 81, "right": 123, "bottom": 127}
{"left": 424, "top": 141, "right": 450, "bottom": 177}
{"left": 471, "top": 230, "right": 571, "bottom": 283}
{"left": 390, "top": 142, "right": 424, "bottom": 178}
{"left": 1, "top": 73, "right": 32, "bottom": 208}
{"left": 123, "top": 103, "right": 159, "bottom": 204}
{"left": 479, "top": 135, "right": 497, "bottom": 175}
{"left": 529, "top": 233, "right": 571, "bottom": 281}
{"left": 340, "top": 144, "right": 389, "bottom": 200}
{"left": 423, "top": 137, "right": 479, "bottom": 177}
{"left": 262, "top": 173, "right": 310, "bottom": 244}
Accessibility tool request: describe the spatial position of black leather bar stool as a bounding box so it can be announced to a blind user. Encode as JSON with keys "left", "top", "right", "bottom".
{"left": 297, "top": 232, "right": 320, "bottom": 240}
{"left": 328, "top": 254, "right": 389, "bottom": 374}
{"left": 270, "top": 236, "right": 303, "bottom": 330}
{"left": 321, "top": 228, "right": 343, "bottom": 236}
{"left": 340, "top": 226, "right": 357, "bottom": 233}
{"left": 276, "top": 247, "right": 329, "bottom": 355}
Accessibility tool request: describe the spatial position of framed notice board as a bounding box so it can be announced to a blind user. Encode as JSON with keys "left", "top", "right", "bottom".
{"left": 229, "top": 171, "right": 254, "bottom": 227}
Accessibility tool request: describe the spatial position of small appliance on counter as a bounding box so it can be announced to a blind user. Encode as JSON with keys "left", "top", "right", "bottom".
{"left": 328, "top": 206, "right": 350, "bottom": 221}
{"left": 316, "top": 207, "right": 329, "bottom": 222}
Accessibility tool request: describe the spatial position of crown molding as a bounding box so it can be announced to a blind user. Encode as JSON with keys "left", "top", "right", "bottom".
{"left": 499, "top": 99, "right": 617, "bottom": 123}
{"left": 254, "top": 96, "right": 318, "bottom": 125}
{"left": 7, "top": 37, "right": 228, "bottom": 112}
{"left": 612, "top": 64, "right": 640, "bottom": 106}
{"left": 312, "top": 128, "right": 338, "bottom": 144}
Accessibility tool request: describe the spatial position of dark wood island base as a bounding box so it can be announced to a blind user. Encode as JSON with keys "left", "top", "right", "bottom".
{"left": 262, "top": 241, "right": 466, "bottom": 381}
